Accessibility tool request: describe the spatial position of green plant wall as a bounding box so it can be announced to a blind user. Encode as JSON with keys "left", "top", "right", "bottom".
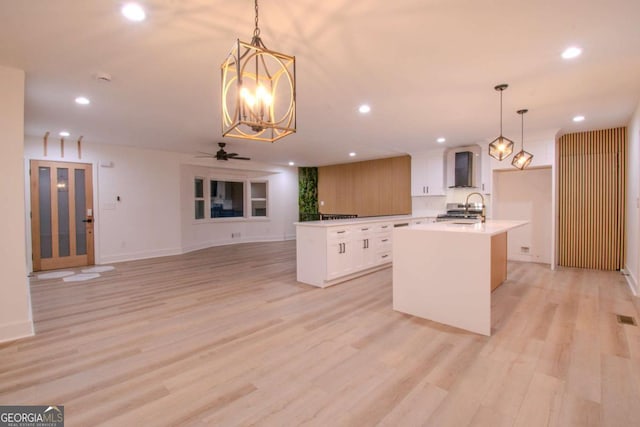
{"left": 298, "top": 167, "right": 318, "bottom": 221}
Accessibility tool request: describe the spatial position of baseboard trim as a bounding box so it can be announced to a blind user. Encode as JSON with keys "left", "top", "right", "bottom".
{"left": 622, "top": 267, "right": 639, "bottom": 297}
{"left": 99, "top": 247, "right": 183, "bottom": 264}
{"left": 0, "top": 319, "right": 34, "bottom": 344}
{"left": 182, "top": 235, "right": 293, "bottom": 254}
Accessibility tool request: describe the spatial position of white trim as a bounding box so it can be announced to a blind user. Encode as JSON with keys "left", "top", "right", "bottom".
{"left": 99, "top": 247, "right": 182, "bottom": 264}
{"left": 0, "top": 319, "right": 34, "bottom": 344}
{"left": 622, "top": 267, "right": 639, "bottom": 296}
{"left": 181, "top": 235, "right": 294, "bottom": 254}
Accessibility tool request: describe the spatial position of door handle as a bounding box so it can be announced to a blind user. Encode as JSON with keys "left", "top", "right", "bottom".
{"left": 82, "top": 218, "right": 93, "bottom": 223}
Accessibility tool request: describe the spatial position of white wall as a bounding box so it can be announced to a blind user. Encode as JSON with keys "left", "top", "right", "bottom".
{"left": 493, "top": 167, "right": 553, "bottom": 264}
{"left": 625, "top": 100, "right": 640, "bottom": 296}
{"left": 23, "top": 138, "right": 299, "bottom": 266}
{"left": 0, "top": 65, "right": 33, "bottom": 343}
{"left": 180, "top": 163, "right": 298, "bottom": 252}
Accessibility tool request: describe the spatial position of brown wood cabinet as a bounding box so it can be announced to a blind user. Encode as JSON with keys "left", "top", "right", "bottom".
{"left": 318, "top": 156, "right": 411, "bottom": 217}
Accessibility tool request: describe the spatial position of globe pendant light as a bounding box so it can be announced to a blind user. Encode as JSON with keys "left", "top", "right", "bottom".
{"left": 488, "top": 84, "right": 515, "bottom": 160}
{"left": 221, "top": 0, "right": 296, "bottom": 142}
{"left": 512, "top": 109, "right": 534, "bottom": 169}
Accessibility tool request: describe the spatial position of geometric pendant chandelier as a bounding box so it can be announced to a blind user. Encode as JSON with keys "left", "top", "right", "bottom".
{"left": 512, "top": 108, "right": 534, "bottom": 169}
{"left": 488, "top": 84, "right": 515, "bottom": 160}
{"left": 221, "top": 0, "right": 296, "bottom": 142}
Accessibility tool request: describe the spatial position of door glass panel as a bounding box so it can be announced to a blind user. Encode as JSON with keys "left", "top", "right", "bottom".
{"left": 75, "top": 169, "right": 87, "bottom": 255}
{"left": 38, "top": 167, "right": 52, "bottom": 259}
{"left": 57, "top": 168, "right": 70, "bottom": 257}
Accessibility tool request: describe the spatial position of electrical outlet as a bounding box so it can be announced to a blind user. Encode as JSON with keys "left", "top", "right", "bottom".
{"left": 520, "top": 246, "right": 530, "bottom": 254}
{"left": 231, "top": 232, "right": 241, "bottom": 238}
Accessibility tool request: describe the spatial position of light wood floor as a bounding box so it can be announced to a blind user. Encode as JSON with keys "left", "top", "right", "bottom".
{"left": 1, "top": 241, "right": 639, "bottom": 426}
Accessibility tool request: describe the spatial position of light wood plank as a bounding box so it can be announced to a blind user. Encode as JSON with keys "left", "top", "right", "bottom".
{"left": 0, "top": 242, "right": 638, "bottom": 426}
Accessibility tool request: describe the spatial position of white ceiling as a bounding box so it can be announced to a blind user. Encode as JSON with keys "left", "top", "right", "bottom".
{"left": 1, "top": 0, "right": 639, "bottom": 166}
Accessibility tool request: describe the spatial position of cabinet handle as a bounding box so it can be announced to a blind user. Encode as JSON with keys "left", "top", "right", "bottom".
{"left": 381, "top": 254, "right": 389, "bottom": 258}
{"left": 363, "top": 239, "right": 367, "bottom": 249}
{"left": 423, "top": 186, "right": 425, "bottom": 193}
{"left": 337, "top": 230, "right": 346, "bottom": 234}
{"left": 482, "top": 183, "right": 485, "bottom": 191}
{"left": 382, "top": 239, "right": 389, "bottom": 242}
{"left": 426, "top": 185, "right": 429, "bottom": 193}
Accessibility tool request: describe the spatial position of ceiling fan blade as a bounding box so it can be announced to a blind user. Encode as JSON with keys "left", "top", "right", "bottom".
{"left": 231, "top": 156, "right": 251, "bottom": 160}
{"left": 226, "top": 152, "right": 239, "bottom": 157}
{"left": 196, "top": 151, "right": 215, "bottom": 157}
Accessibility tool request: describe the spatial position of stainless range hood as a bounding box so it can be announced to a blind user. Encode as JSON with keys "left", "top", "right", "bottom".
{"left": 451, "top": 151, "right": 473, "bottom": 188}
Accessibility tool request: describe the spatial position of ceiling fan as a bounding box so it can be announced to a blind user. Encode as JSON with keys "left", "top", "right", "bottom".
{"left": 197, "top": 142, "right": 251, "bottom": 161}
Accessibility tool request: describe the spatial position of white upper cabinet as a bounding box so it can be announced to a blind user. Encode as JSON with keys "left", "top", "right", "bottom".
{"left": 411, "top": 149, "right": 446, "bottom": 196}
{"left": 480, "top": 148, "right": 493, "bottom": 194}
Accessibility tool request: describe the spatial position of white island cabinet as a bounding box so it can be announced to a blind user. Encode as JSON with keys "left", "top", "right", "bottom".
{"left": 295, "top": 216, "right": 425, "bottom": 288}
{"left": 393, "top": 220, "right": 527, "bottom": 336}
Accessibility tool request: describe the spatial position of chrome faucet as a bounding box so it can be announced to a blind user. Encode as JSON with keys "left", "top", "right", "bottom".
{"left": 465, "top": 192, "right": 486, "bottom": 223}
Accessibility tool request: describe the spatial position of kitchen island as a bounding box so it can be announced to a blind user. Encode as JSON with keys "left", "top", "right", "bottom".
{"left": 392, "top": 220, "right": 527, "bottom": 336}
{"left": 295, "top": 215, "right": 433, "bottom": 288}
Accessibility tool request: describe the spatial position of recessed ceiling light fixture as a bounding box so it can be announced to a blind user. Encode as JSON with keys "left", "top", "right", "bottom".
{"left": 488, "top": 84, "right": 515, "bottom": 161}
{"left": 75, "top": 96, "right": 90, "bottom": 105}
{"left": 221, "top": 0, "right": 296, "bottom": 143}
{"left": 437, "top": 137, "right": 446, "bottom": 143}
{"left": 573, "top": 115, "right": 585, "bottom": 122}
{"left": 349, "top": 152, "right": 356, "bottom": 157}
{"left": 288, "top": 161, "right": 295, "bottom": 166}
{"left": 358, "top": 104, "right": 371, "bottom": 114}
{"left": 59, "top": 131, "right": 70, "bottom": 137}
{"left": 562, "top": 46, "right": 582, "bottom": 60}
{"left": 512, "top": 109, "right": 533, "bottom": 170}
{"left": 121, "top": 3, "right": 146, "bottom": 22}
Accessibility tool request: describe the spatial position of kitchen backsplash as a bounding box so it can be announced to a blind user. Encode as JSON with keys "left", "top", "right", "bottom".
{"left": 412, "top": 188, "right": 492, "bottom": 218}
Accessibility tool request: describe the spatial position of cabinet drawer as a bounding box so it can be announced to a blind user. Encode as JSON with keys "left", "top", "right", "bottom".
{"left": 375, "top": 223, "right": 392, "bottom": 233}
{"left": 377, "top": 251, "right": 392, "bottom": 264}
{"left": 327, "top": 228, "right": 351, "bottom": 240}
{"left": 376, "top": 235, "right": 392, "bottom": 250}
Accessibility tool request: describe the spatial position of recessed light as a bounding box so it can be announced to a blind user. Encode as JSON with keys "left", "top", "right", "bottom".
{"left": 358, "top": 104, "right": 371, "bottom": 114}
{"left": 349, "top": 152, "right": 356, "bottom": 157}
{"left": 562, "top": 46, "right": 582, "bottom": 60}
{"left": 437, "top": 137, "right": 446, "bottom": 143}
{"left": 288, "top": 161, "right": 295, "bottom": 166}
{"left": 75, "top": 96, "right": 90, "bottom": 105}
{"left": 121, "top": 3, "right": 146, "bottom": 22}
{"left": 573, "top": 115, "right": 585, "bottom": 122}
{"left": 59, "top": 131, "right": 70, "bottom": 137}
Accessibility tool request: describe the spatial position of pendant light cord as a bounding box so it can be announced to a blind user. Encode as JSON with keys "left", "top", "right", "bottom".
{"left": 254, "top": 0, "right": 260, "bottom": 37}
{"left": 498, "top": 91, "right": 502, "bottom": 136}
{"left": 521, "top": 111, "right": 524, "bottom": 149}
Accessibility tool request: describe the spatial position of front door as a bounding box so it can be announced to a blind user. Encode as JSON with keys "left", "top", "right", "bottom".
{"left": 30, "top": 160, "right": 94, "bottom": 271}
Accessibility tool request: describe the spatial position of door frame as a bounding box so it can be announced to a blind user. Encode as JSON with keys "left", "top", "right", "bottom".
{"left": 30, "top": 160, "right": 95, "bottom": 271}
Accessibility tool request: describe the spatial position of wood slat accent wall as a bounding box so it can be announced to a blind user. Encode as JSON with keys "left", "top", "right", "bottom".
{"left": 318, "top": 156, "right": 411, "bottom": 217}
{"left": 558, "top": 127, "right": 626, "bottom": 270}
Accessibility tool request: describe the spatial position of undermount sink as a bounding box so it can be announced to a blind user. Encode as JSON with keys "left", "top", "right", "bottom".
{"left": 451, "top": 219, "right": 481, "bottom": 225}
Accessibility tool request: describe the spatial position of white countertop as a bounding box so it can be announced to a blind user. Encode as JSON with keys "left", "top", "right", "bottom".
{"left": 406, "top": 220, "right": 528, "bottom": 236}
{"left": 294, "top": 215, "right": 433, "bottom": 227}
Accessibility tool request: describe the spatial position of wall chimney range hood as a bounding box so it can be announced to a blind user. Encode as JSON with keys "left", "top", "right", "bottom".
{"left": 450, "top": 151, "right": 473, "bottom": 188}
